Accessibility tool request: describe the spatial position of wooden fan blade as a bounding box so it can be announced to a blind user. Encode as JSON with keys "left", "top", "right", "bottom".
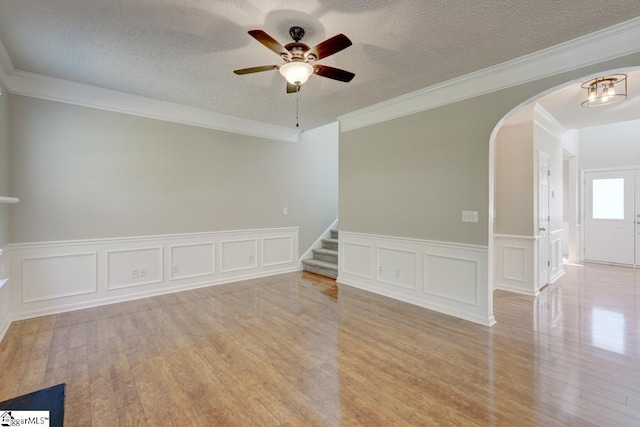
{"left": 314, "top": 65, "right": 355, "bottom": 82}
{"left": 233, "top": 65, "right": 279, "bottom": 75}
{"left": 305, "top": 34, "right": 352, "bottom": 60}
{"left": 286, "top": 82, "right": 301, "bottom": 94}
{"left": 248, "top": 30, "right": 290, "bottom": 58}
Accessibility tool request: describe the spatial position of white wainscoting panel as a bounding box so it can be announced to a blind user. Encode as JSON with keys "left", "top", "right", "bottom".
{"left": 262, "top": 236, "right": 293, "bottom": 267}
{"left": 107, "top": 247, "right": 163, "bottom": 290}
{"left": 550, "top": 229, "right": 565, "bottom": 284}
{"left": 503, "top": 247, "right": 526, "bottom": 281}
{"left": 341, "top": 242, "right": 372, "bottom": 279}
{"left": 23, "top": 253, "right": 97, "bottom": 302}
{"left": 338, "top": 231, "right": 493, "bottom": 326}
{"left": 377, "top": 247, "right": 417, "bottom": 290}
{"left": 0, "top": 274, "right": 10, "bottom": 343}
{"left": 493, "top": 235, "right": 538, "bottom": 296}
{"left": 221, "top": 239, "right": 258, "bottom": 273}
{"left": 0, "top": 247, "right": 9, "bottom": 342}
{"left": 6, "top": 227, "right": 299, "bottom": 321}
{"left": 170, "top": 242, "right": 215, "bottom": 281}
{"left": 424, "top": 254, "right": 478, "bottom": 305}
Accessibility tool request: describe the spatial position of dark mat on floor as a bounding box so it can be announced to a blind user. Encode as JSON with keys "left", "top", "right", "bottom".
{"left": 0, "top": 383, "right": 65, "bottom": 427}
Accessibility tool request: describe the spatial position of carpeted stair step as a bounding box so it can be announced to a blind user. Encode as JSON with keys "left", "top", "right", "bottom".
{"left": 322, "top": 238, "right": 339, "bottom": 251}
{"left": 302, "top": 259, "right": 338, "bottom": 279}
{"left": 330, "top": 229, "right": 339, "bottom": 239}
{"left": 312, "top": 247, "right": 338, "bottom": 264}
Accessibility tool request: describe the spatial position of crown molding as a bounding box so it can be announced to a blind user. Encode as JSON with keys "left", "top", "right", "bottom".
{"left": 533, "top": 104, "right": 566, "bottom": 138}
{"left": 0, "top": 41, "right": 299, "bottom": 143}
{"left": 338, "top": 16, "right": 640, "bottom": 133}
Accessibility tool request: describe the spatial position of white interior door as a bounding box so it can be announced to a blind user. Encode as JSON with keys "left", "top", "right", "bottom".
{"left": 634, "top": 171, "right": 640, "bottom": 265}
{"left": 584, "top": 170, "right": 634, "bottom": 264}
{"left": 538, "top": 151, "right": 550, "bottom": 288}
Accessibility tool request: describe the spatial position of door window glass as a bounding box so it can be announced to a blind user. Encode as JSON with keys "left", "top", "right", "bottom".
{"left": 592, "top": 178, "right": 624, "bottom": 220}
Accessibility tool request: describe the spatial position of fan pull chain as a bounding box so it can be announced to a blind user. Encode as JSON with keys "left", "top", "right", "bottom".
{"left": 296, "top": 84, "right": 300, "bottom": 128}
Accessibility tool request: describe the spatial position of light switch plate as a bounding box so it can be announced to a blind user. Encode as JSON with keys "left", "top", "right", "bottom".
{"left": 462, "top": 210, "right": 478, "bottom": 223}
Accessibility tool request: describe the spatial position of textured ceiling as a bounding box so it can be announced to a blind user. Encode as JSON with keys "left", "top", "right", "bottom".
{"left": 1, "top": 1, "right": 640, "bottom": 130}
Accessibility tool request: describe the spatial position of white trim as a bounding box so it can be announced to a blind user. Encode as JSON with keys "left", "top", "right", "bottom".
{"left": 0, "top": 278, "right": 7, "bottom": 289}
{"left": 10, "top": 266, "right": 299, "bottom": 322}
{"left": 21, "top": 252, "right": 98, "bottom": 302}
{"left": 533, "top": 105, "right": 566, "bottom": 138}
{"left": 169, "top": 242, "right": 216, "bottom": 281}
{"left": 0, "top": 41, "right": 299, "bottom": 144}
{"left": 338, "top": 231, "right": 493, "bottom": 327}
{"left": 5, "top": 227, "right": 300, "bottom": 323}
{"left": 106, "top": 247, "right": 164, "bottom": 290}
{"left": 493, "top": 234, "right": 539, "bottom": 240}
{"left": 0, "top": 196, "right": 19, "bottom": 204}
{"left": 8, "top": 227, "right": 299, "bottom": 250}
{"left": 341, "top": 230, "right": 488, "bottom": 252}
{"left": 298, "top": 218, "right": 339, "bottom": 263}
{"left": 339, "top": 16, "right": 640, "bottom": 132}
{"left": 0, "top": 319, "right": 10, "bottom": 345}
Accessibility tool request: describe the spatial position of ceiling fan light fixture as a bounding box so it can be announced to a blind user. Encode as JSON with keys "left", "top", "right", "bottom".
{"left": 279, "top": 61, "right": 314, "bottom": 85}
{"left": 581, "top": 74, "right": 627, "bottom": 107}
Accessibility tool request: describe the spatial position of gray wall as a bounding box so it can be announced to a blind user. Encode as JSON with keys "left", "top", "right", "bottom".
{"left": 9, "top": 95, "right": 338, "bottom": 255}
{"left": 495, "top": 123, "right": 533, "bottom": 236}
{"left": 340, "top": 53, "right": 640, "bottom": 246}
{"left": 0, "top": 83, "right": 9, "bottom": 248}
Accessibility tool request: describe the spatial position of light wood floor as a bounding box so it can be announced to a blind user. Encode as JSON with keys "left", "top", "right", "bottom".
{"left": 2, "top": 263, "right": 640, "bottom": 426}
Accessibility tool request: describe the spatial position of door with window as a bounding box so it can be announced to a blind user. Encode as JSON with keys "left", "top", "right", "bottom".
{"left": 584, "top": 170, "right": 634, "bottom": 264}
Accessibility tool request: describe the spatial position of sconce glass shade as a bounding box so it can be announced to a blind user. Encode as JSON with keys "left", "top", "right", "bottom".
{"left": 279, "top": 61, "right": 314, "bottom": 85}
{"left": 581, "top": 74, "right": 627, "bottom": 107}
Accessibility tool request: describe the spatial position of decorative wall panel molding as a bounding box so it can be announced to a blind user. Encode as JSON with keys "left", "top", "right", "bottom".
{"left": 7, "top": 227, "right": 299, "bottom": 320}
{"left": 107, "top": 247, "right": 163, "bottom": 290}
{"left": 22, "top": 253, "right": 97, "bottom": 302}
{"left": 341, "top": 242, "right": 373, "bottom": 279}
{"left": 220, "top": 239, "right": 258, "bottom": 273}
{"left": 549, "top": 229, "right": 565, "bottom": 284}
{"left": 262, "top": 236, "right": 294, "bottom": 267}
{"left": 377, "top": 246, "right": 417, "bottom": 290}
{"left": 424, "top": 254, "right": 478, "bottom": 305}
{"left": 338, "top": 231, "right": 493, "bottom": 326}
{"left": 493, "top": 235, "right": 537, "bottom": 296}
{"left": 170, "top": 242, "right": 215, "bottom": 281}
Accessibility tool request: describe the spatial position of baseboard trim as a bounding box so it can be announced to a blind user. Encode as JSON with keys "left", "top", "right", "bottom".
{"left": 338, "top": 277, "right": 496, "bottom": 327}
{"left": 494, "top": 282, "right": 539, "bottom": 297}
{"left": 11, "top": 266, "right": 300, "bottom": 322}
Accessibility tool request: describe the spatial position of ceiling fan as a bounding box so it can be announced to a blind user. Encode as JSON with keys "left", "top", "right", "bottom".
{"left": 233, "top": 26, "right": 355, "bottom": 93}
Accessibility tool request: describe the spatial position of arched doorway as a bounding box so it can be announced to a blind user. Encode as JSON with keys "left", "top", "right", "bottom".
{"left": 488, "top": 67, "right": 640, "bottom": 303}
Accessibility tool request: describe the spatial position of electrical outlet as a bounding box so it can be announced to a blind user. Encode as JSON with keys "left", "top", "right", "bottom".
{"left": 172, "top": 264, "right": 179, "bottom": 273}
{"left": 249, "top": 254, "right": 254, "bottom": 263}
{"left": 395, "top": 269, "right": 400, "bottom": 279}
{"left": 462, "top": 210, "right": 479, "bottom": 223}
{"left": 131, "top": 268, "right": 139, "bottom": 279}
{"left": 139, "top": 266, "right": 147, "bottom": 277}
{"left": 283, "top": 207, "right": 288, "bottom": 215}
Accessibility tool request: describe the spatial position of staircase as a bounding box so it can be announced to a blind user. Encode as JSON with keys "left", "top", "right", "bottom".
{"left": 302, "top": 228, "right": 338, "bottom": 279}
